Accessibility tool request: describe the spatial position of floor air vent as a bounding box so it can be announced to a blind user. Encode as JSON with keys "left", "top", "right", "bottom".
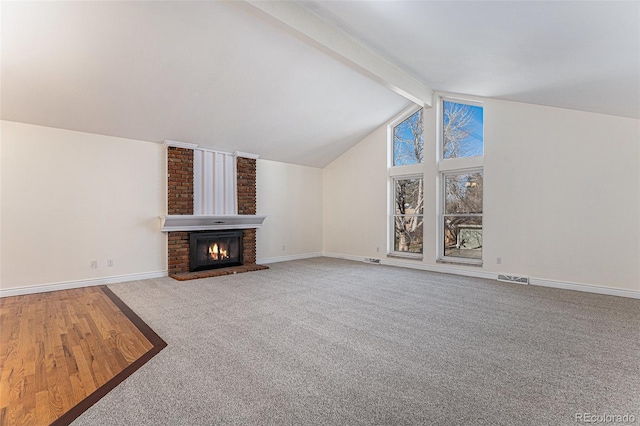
{"left": 497, "top": 274, "right": 529, "bottom": 284}
{"left": 363, "top": 258, "right": 381, "bottom": 264}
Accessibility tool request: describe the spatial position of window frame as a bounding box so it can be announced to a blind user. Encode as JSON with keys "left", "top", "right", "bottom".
{"left": 439, "top": 168, "right": 483, "bottom": 264}
{"left": 391, "top": 107, "right": 425, "bottom": 167}
{"left": 388, "top": 104, "right": 425, "bottom": 259}
{"left": 439, "top": 97, "right": 485, "bottom": 161}
{"left": 436, "top": 95, "right": 485, "bottom": 265}
{"left": 390, "top": 174, "right": 425, "bottom": 258}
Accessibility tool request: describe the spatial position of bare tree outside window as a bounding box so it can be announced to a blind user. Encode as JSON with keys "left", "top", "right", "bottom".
{"left": 443, "top": 101, "right": 483, "bottom": 159}
{"left": 443, "top": 172, "right": 483, "bottom": 259}
{"left": 445, "top": 173, "right": 483, "bottom": 215}
{"left": 389, "top": 100, "right": 483, "bottom": 259}
{"left": 391, "top": 108, "right": 425, "bottom": 255}
{"left": 441, "top": 100, "right": 484, "bottom": 261}
{"left": 393, "top": 109, "right": 424, "bottom": 166}
{"left": 394, "top": 177, "right": 424, "bottom": 253}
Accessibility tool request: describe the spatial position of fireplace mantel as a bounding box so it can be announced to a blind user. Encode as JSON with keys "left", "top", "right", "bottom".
{"left": 160, "top": 215, "right": 266, "bottom": 232}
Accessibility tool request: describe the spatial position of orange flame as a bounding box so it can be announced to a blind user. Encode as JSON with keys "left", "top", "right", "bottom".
{"left": 209, "top": 243, "right": 219, "bottom": 260}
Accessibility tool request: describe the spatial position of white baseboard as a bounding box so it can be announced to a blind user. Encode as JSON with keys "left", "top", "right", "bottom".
{"left": 0, "top": 270, "right": 168, "bottom": 298}
{"left": 382, "top": 257, "right": 498, "bottom": 280}
{"left": 530, "top": 278, "right": 640, "bottom": 299}
{"left": 3, "top": 258, "right": 637, "bottom": 300}
{"left": 322, "top": 252, "right": 367, "bottom": 263}
{"left": 323, "top": 252, "right": 497, "bottom": 280}
{"left": 322, "top": 252, "right": 640, "bottom": 299}
{"left": 257, "top": 252, "right": 323, "bottom": 264}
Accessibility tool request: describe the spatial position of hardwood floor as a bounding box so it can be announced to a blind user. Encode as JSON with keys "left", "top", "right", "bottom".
{"left": 0, "top": 286, "right": 166, "bottom": 426}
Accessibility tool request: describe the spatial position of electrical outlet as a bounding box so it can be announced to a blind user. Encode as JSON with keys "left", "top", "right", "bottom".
{"left": 91, "top": 261, "right": 98, "bottom": 269}
{"left": 282, "top": 245, "right": 286, "bottom": 251}
{"left": 107, "top": 259, "right": 114, "bottom": 267}
{"left": 496, "top": 257, "right": 502, "bottom": 265}
{"left": 376, "top": 247, "right": 380, "bottom": 252}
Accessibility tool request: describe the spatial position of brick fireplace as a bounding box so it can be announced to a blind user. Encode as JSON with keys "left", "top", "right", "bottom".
{"left": 165, "top": 144, "right": 267, "bottom": 280}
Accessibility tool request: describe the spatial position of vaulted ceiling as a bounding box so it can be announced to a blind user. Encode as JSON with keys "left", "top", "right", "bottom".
{"left": 2, "top": 1, "right": 638, "bottom": 168}
{"left": 302, "top": 0, "right": 640, "bottom": 120}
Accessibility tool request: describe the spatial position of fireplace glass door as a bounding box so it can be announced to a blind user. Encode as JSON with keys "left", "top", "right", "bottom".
{"left": 190, "top": 231, "right": 243, "bottom": 272}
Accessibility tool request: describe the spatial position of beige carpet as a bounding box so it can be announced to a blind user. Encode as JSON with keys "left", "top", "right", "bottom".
{"left": 74, "top": 258, "right": 640, "bottom": 425}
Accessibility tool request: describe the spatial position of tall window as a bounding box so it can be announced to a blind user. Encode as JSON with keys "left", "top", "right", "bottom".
{"left": 443, "top": 171, "right": 483, "bottom": 259}
{"left": 439, "top": 99, "right": 484, "bottom": 263}
{"left": 389, "top": 107, "right": 424, "bottom": 257}
{"left": 394, "top": 177, "right": 424, "bottom": 253}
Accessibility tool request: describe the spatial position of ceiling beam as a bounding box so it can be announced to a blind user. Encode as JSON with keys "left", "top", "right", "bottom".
{"left": 234, "top": 1, "right": 433, "bottom": 108}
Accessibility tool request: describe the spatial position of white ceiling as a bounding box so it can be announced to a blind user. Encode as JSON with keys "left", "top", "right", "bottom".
{"left": 301, "top": 0, "right": 640, "bottom": 119}
{"left": 1, "top": 1, "right": 410, "bottom": 168}
{"left": 2, "top": 1, "right": 638, "bottom": 169}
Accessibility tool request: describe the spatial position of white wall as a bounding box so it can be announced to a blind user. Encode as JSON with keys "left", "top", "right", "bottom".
{"left": 0, "top": 122, "right": 324, "bottom": 291}
{"left": 323, "top": 98, "right": 640, "bottom": 292}
{"left": 1, "top": 121, "right": 167, "bottom": 291}
{"left": 483, "top": 100, "right": 639, "bottom": 290}
{"left": 256, "top": 159, "right": 323, "bottom": 262}
{"left": 322, "top": 125, "right": 389, "bottom": 259}
{"left": 0, "top": 125, "right": 3, "bottom": 285}
{"left": 3, "top": 96, "right": 638, "bottom": 295}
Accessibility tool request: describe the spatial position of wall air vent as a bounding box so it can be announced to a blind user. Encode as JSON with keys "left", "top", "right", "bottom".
{"left": 497, "top": 274, "right": 529, "bottom": 284}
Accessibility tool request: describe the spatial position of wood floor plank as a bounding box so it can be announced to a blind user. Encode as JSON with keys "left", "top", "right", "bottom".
{"left": 0, "top": 286, "right": 166, "bottom": 426}
{"left": 43, "top": 336, "right": 65, "bottom": 423}
{"left": 0, "top": 341, "right": 16, "bottom": 409}
{"left": 82, "top": 314, "right": 114, "bottom": 386}
{"left": 35, "top": 391, "right": 50, "bottom": 425}
{"left": 71, "top": 345, "right": 96, "bottom": 396}
{"left": 21, "top": 375, "right": 36, "bottom": 425}
{"left": 76, "top": 336, "right": 101, "bottom": 390}
{"left": 4, "top": 341, "right": 23, "bottom": 410}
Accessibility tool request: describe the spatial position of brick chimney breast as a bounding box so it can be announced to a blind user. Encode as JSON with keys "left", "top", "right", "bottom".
{"left": 167, "top": 147, "right": 194, "bottom": 215}
{"left": 236, "top": 157, "right": 257, "bottom": 264}
{"left": 166, "top": 145, "right": 263, "bottom": 277}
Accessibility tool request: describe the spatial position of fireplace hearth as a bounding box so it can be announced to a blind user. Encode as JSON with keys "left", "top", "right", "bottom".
{"left": 190, "top": 231, "right": 242, "bottom": 272}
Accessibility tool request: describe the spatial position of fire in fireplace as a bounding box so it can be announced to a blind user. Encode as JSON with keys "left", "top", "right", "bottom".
{"left": 189, "top": 230, "right": 243, "bottom": 272}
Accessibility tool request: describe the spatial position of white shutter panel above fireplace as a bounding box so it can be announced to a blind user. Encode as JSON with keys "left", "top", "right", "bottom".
{"left": 193, "top": 149, "right": 237, "bottom": 215}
